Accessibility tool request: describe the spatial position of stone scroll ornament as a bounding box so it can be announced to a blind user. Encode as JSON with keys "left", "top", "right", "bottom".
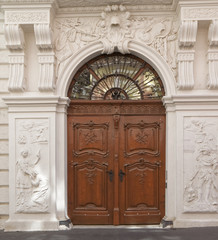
{"left": 16, "top": 120, "right": 49, "bottom": 213}
{"left": 184, "top": 119, "right": 218, "bottom": 212}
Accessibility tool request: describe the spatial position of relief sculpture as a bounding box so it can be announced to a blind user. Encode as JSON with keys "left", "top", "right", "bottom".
{"left": 54, "top": 5, "right": 178, "bottom": 75}
{"left": 184, "top": 119, "right": 218, "bottom": 212}
{"left": 15, "top": 120, "right": 49, "bottom": 213}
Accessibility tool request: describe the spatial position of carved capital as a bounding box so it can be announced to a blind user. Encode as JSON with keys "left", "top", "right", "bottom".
{"left": 38, "top": 52, "right": 56, "bottom": 92}
{"left": 207, "top": 50, "right": 218, "bottom": 89}
{"left": 208, "top": 20, "right": 218, "bottom": 46}
{"left": 177, "top": 51, "right": 195, "bottom": 90}
{"left": 179, "top": 20, "right": 198, "bottom": 47}
{"left": 8, "top": 53, "right": 26, "bottom": 92}
{"left": 34, "top": 24, "right": 53, "bottom": 49}
{"left": 4, "top": 24, "right": 25, "bottom": 50}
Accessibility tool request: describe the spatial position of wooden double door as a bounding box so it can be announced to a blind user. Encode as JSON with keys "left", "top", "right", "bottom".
{"left": 67, "top": 101, "right": 165, "bottom": 225}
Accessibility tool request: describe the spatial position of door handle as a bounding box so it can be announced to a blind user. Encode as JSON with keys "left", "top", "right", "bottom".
{"left": 107, "top": 170, "right": 114, "bottom": 182}
{"left": 119, "top": 170, "right": 125, "bottom": 182}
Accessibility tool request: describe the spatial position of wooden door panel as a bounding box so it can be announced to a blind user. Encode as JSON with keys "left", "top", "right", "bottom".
{"left": 119, "top": 114, "right": 165, "bottom": 225}
{"left": 74, "top": 160, "right": 108, "bottom": 210}
{"left": 73, "top": 121, "right": 109, "bottom": 157}
{"left": 124, "top": 121, "right": 160, "bottom": 157}
{"left": 125, "top": 159, "right": 159, "bottom": 210}
{"left": 68, "top": 116, "right": 113, "bottom": 224}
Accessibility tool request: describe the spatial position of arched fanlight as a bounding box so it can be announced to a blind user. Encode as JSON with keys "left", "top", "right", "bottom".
{"left": 68, "top": 53, "right": 164, "bottom": 100}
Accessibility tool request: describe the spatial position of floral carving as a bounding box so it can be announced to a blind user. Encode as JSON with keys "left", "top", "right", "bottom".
{"left": 5, "top": 11, "right": 49, "bottom": 24}
{"left": 136, "top": 130, "right": 149, "bottom": 144}
{"left": 84, "top": 130, "right": 97, "bottom": 145}
{"left": 136, "top": 171, "right": 147, "bottom": 184}
{"left": 184, "top": 119, "right": 218, "bottom": 212}
{"left": 86, "top": 170, "right": 96, "bottom": 184}
{"left": 183, "top": 8, "right": 218, "bottom": 20}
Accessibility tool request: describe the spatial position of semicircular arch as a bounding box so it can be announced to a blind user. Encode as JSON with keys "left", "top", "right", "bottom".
{"left": 56, "top": 40, "right": 176, "bottom": 97}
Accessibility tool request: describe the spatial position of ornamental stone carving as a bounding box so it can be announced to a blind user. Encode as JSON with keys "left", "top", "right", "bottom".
{"left": 177, "top": 20, "right": 197, "bottom": 90}
{"left": 5, "top": 11, "right": 50, "bottom": 24}
{"left": 177, "top": 50, "right": 195, "bottom": 90}
{"left": 15, "top": 119, "right": 49, "bottom": 213}
{"left": 100, "top": 5, "right": 131, "bottom": 54}
{"left": 8, "top": 53, "right": 26, "bottom": 92}
{"left": 182, "top": 8, "right": 218, "bottom": 20}
{"left": 54, "top": 7, "right": 178, "bottom": 75}
{"left": 4, "top": 24, "right": 25, "bottom": 50}
{"left": 184, "top": 118, "right": 218, "bottom": 212}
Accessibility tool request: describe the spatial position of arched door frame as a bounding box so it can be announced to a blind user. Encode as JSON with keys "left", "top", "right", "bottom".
{"left": 55, "top": 40, "right": 177, "bottom": 225}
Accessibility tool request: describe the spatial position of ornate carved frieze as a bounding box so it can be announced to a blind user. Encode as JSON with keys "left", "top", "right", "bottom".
{"left": 54, "top": 6, "right": 178, "bottom": 74}
{"left": 8, "top": 53, "right": 26, "bottom": 92}
{"left": 5, "top": 11, "right": 50, "bottom": 24}
{"left": 184, "top": 118, "right": 218, "bottom": 212}
{"left": 15, "top": 119, "right": 49, "bottom": 213}
{"left": 182, "top": 8, "right": 218, "bottom": 21}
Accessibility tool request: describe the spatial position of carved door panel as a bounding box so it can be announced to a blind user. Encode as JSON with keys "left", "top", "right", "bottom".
{"left": 68, "top": 101, "right": 165, "bottom": 225}
{"left": 68, "top": 116, "right": 114, "bottom": 224}
{"left": 119, "top": 115, "right": 165, "bottom": 224}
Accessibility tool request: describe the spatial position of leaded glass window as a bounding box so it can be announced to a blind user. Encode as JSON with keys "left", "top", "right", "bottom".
{"left": 68, "top": 54, "right": 164, "bottom": 100}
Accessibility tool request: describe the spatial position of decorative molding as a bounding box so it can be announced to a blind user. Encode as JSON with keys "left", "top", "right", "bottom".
{"left": 38, "top": 52, "right": 56, "bottom": 91}
{"left": 177, "top": 50, "right": 195, "bottom": 90}
{"left": 208, "top": 20, "right": 218, "bottom": 46}
{"left": 179, "top": 20, "right": 198, "bottom": 47}
{"left": 207, "top": 50, "right": 218, "bottom": 89}
{"left": 8, "top": 53, "right": 26, "bottom": 92}
{"left": 5, "top": 11, "right": 50, "bottom": 24}
{"left": 4, "top": 24, "right": 25, "bottom": 50}
{"left": 15, "top": 119, "right": 49, "bottom": 213}
{"left": 184, "top": 118, "right": 218, "bottom": 212}
{"left": 34, "top": 23, "right": 53, "bottom": 49}
{"left": 182, "top": 7, "right": 218, "bottom": 20}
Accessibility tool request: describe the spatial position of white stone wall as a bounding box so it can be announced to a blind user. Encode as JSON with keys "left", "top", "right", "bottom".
{"left": 0, "top": 0, "right": 218, "bottom": 231}
{"left": 0, "top": 11, "right": 9, "bottom": 230}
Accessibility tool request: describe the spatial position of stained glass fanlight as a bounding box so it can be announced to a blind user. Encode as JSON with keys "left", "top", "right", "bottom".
{"left": 68, "top": 54, "right": 164, "bottom": 100}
